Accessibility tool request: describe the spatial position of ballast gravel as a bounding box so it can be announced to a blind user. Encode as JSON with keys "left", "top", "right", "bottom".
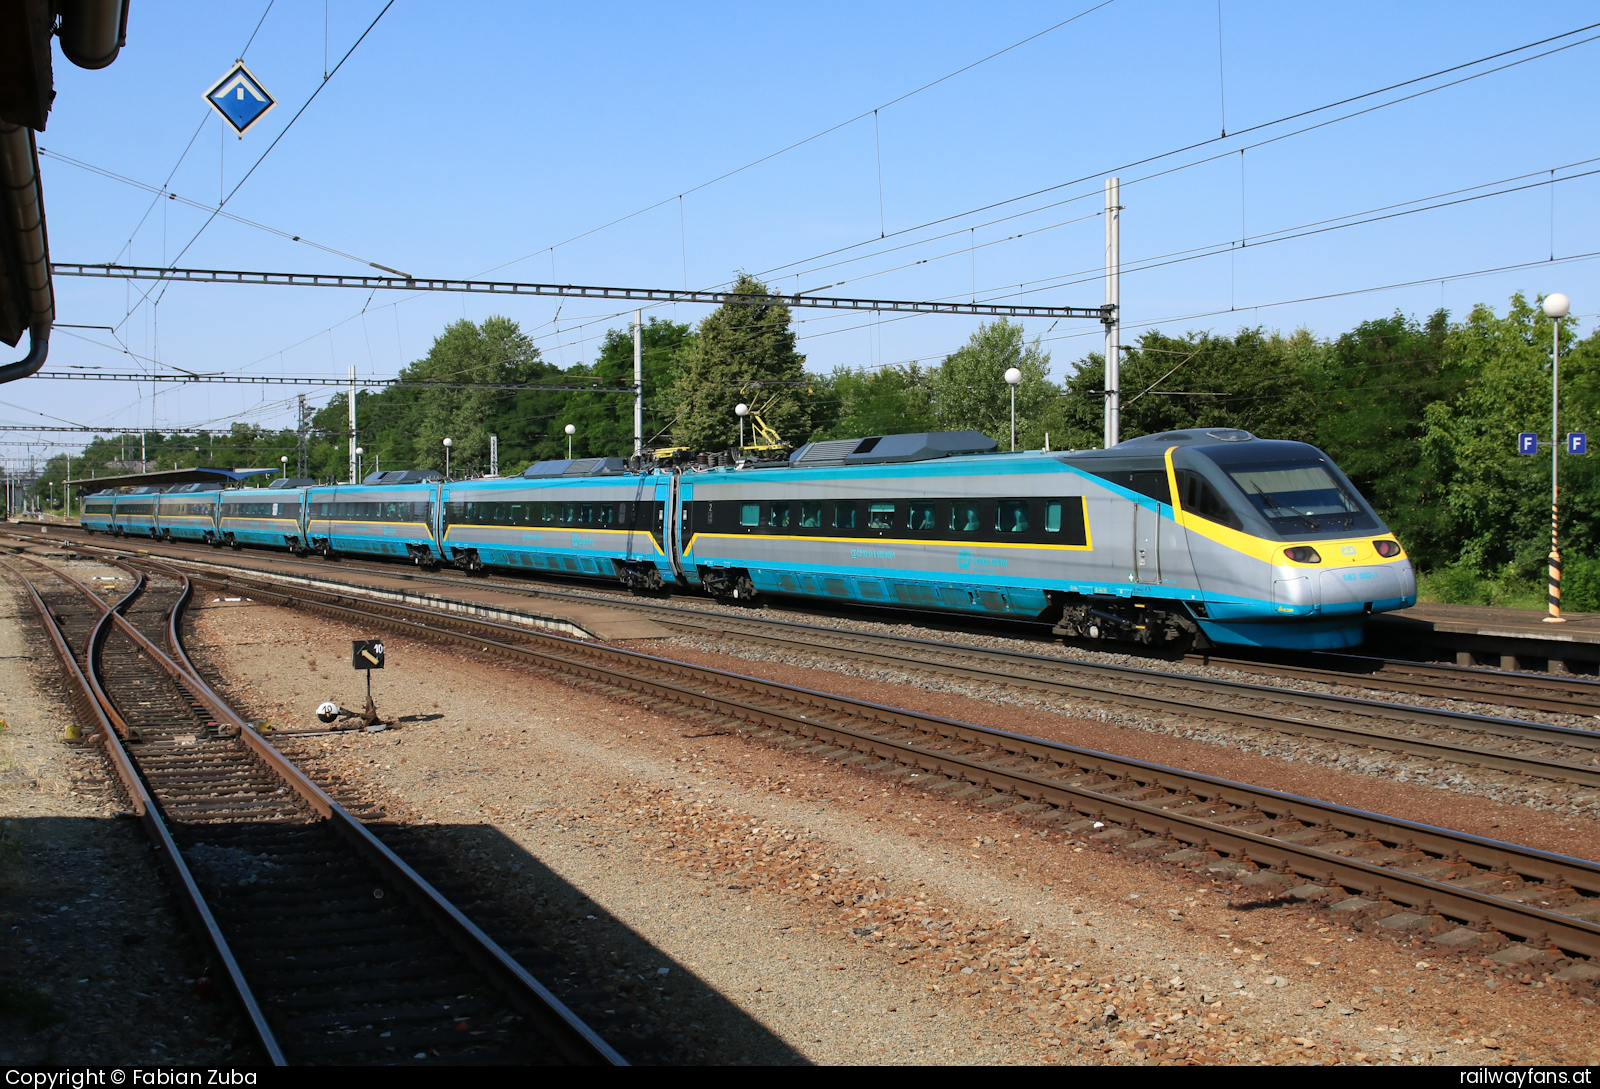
{"left": 185, "top": 597, "right": 1600, "bottom": 1066}
{"left": 651, "top": 634, "right": 1600, "bottom": 832}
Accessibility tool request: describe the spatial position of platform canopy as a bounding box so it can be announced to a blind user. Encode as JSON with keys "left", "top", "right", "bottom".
{"left": 64, "top": 466, "right": 280, "bottom": 493}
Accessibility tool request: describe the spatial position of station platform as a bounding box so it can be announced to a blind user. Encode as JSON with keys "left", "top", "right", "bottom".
{"left": 1367, "top": 602, "right": 1600, "bottom": 673}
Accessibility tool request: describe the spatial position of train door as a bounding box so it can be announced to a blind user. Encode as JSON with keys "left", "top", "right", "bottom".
{"left": 666, "top": 474, "right": 689, "bottom": 584}
{"left": 626, "top": 475, "right": 648, "bottom": 559}
{"left": 1133, "top": 503, "right": 1161, "bottom": 583}
{"left": 435, "top": 484, "right": 447, "bottom": 553}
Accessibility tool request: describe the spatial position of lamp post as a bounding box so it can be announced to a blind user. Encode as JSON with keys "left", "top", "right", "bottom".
{"left": 354, "top": 447, "right": 364, "bottom": 482}
{"left": 1544, "top": 292, "right": 1571, "bottom": 624}
{"left": 564, "top": 423, "right": 576, "bottom": 459}
{"left": 735, "top": 403, "right": 749, "bottom": 451}
{"left": 1004, "top": 367, "right": 1022, "bottom": 451}
{"left": 280, "top": 454, "right": 288, "bottom": 480}
{"left": 442, "top": 438, "right": 452, "bottom": 479}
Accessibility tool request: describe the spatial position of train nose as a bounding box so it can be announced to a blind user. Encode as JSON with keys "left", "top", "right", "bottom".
{"left": 1319, "top": 565, "right": 1403, "bottom": 607}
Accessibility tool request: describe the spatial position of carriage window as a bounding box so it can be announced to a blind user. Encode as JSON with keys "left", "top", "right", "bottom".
{"left": 740, "top": 503, "right": 759, "bottom": 527}
{"left": 766, "top": 502, "right": 790, "bottom": 528}
{"left": 799, "top": 501, "right": 823, "bottom": 528}
{"left": 907, "top": 502, "right": 935, "bottom": 531}
{"left": 832, "top": 502, "right": 856, "bottom": 529}
{"left": 950, "top": 501, "right": 980, "bottom": 532}
{"left": 996, "top": 499, "right": 1030, "bottom": 533}
{"left": 1045, "top": 501, "right": 1062, "bottom": 533}
{"left": 597, "top": 504, "right": 614, "bottom": 524}
{"left": 867, "top": 502, "right": 895, "bottom": 529}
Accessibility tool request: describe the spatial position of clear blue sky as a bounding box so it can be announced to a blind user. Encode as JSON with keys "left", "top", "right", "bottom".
{"left": 12, "top": 0, "right": 1600, "bottom": 466}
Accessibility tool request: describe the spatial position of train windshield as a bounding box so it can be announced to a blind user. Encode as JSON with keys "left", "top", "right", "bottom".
{"left": 1221, "top": 460, "right": 1377, "bottom": 535}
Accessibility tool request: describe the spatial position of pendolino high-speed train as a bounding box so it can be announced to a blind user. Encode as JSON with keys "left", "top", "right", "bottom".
{"left": 76, "top": 428, "right": 1416, "bottom": 651}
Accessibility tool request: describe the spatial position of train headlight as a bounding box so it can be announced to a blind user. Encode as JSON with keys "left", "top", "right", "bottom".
{"left": 1373, "top": 539, "right": 1402, "bottom": 558}
{"left": 1283, "top": 546, "right": 1321, "bottom": 564}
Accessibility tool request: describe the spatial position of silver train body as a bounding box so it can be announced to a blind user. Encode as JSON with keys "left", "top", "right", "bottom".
{"left": 76, "top": 430, "right": 1416, "bottom": 650}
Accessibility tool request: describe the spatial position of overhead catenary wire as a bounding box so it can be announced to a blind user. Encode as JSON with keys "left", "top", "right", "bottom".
{"left": 145, "top": 23, "right": 1598, "bottom": 432}
{"left": 750, "top": 22, "right": 1600, "bottom": 287}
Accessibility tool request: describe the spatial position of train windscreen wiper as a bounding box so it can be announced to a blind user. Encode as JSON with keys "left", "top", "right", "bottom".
{"left": 1250, "top": 483, "right": 1319, "bottom": 531}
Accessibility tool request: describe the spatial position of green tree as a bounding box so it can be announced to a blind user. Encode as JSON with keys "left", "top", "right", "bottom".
{"left": 1310, "top": 310, "right": 1456, "bottom": 567}
{"left": 555, "top": 316, "right": 691, "bottom": 458}
{"left": 1420, "top": 294, "right": 1600, "bottom": 574}
{"left": 1041, "top": 351, "right": 1109, "bottom": 452}
{"left": 932, "top": 318, "right": 1055, "bottom": 448}
{"left": 1115, "top": 327, "right": 1319, "bottom": 443}
{"left": 669, "top": 273, "right": 808, "bottom": 451}
{"left": 816, "top": 363, "right": 938, "bottom": 440}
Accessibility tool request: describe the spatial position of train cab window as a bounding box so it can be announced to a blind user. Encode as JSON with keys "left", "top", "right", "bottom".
{"left": 996, "top": 499, "right": 1030, "bottom": 533}
{"left": 907, "top": 502, "right": 935, "bottom": 531}
{"left": 799, "top": 501, "right": 823, "bottom": 528}
{"left": 1177, "top": 470, "right": 1243, "bottom": 530}
{"left": 766, "top": 502, "right": 791, "bottom": 528}
{"left": 740, "top": 503, "right": 759, "bottom": 527}
{"left": 867, "top": 503, "right": 895, "bottom": 530}
{"left": 950, "top": 501, "right": 980, "bottom": 532}
{"left": 832, "top": 502, "right": 857, "bottom": 530}
{"left": 1044, "top": 501, "right": 1063, "bottom": 533}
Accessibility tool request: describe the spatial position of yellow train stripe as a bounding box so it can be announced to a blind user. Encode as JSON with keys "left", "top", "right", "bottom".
{"left": 307, "top": 520, "right": 435, "bottom": 541}
{"left": 442, "top": 524, "right": 665, "bottom": 556}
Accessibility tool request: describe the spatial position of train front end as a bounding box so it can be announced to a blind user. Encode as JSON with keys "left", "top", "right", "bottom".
{"left": 1165, "top": 433, "right": 1416, "bottom": 650}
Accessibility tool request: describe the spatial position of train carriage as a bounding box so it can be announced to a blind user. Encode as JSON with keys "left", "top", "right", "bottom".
{"left": 439, "top": 457, "right": 670, "bottom": 589}
{"left": 155, "top": 483, "right": 221, "bottom": 542}
{"left": 80, "top": 490, "right": 115, "bottom": 533}
{"left": 106, "top": 485, "right": 162, "bottom": 538}
{"left": 218, "top": 479, "right": 315, "bottom": 551}
{"left": 305, "top": 471, "right": 441, "bottom": 562}
{"left": 678, "top": 429, "right": 1414, "bottom": 650}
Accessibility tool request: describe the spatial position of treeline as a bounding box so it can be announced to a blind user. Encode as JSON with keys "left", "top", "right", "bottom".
{"left": 30, "top": 278, "right": 1600, "bottom": 602}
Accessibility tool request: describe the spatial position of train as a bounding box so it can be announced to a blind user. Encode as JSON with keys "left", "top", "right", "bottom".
{"left": 76, "top": 428, "right": 1416, "bottom": 651}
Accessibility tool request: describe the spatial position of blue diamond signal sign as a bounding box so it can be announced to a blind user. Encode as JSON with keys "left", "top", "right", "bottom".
{"left": 1517, "top": 432, "right": 1539, "bottom": 455}
{"left": 204, "top": 62, "right": 276, "bottom": 136}
{"left": 1570, "top": 432, "right": 1589, "bottom": 455}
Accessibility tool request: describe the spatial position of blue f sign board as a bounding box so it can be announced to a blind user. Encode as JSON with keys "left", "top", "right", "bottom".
{"left": 1570, "top": 433, "right": 1589, "bottom": 455}
{"left": 1517, "top": 432, "right": 1539, "bottom": 455}
{"left": 203, "top": 62, "right": 276, "bottom": 136}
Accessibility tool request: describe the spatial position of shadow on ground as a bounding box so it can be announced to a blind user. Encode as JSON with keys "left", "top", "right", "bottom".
{"left": 369, "top": 821, "right": 808, "bottom": 1066}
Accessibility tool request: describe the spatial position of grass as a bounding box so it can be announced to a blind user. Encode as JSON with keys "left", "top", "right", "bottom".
{"left": 1415, "top": 564, "right": 1547, "bottom": 610}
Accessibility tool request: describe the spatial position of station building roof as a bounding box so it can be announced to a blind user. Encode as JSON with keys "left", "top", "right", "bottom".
{"left": 64, "top": 466, "right": 280, "bottom": 494}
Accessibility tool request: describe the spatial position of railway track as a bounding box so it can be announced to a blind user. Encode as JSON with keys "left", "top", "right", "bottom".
{"left": 132, "top": 553, "right": 1600, "bottom": 971}
{"left": 14, "top": 521, "right": 1600, "bottom": 717}
{"left": 119, "top": 549, "right": 1600, "bottom": 794}
{"left": 4, "top": 553, "right": 625, "bottom": 1067}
